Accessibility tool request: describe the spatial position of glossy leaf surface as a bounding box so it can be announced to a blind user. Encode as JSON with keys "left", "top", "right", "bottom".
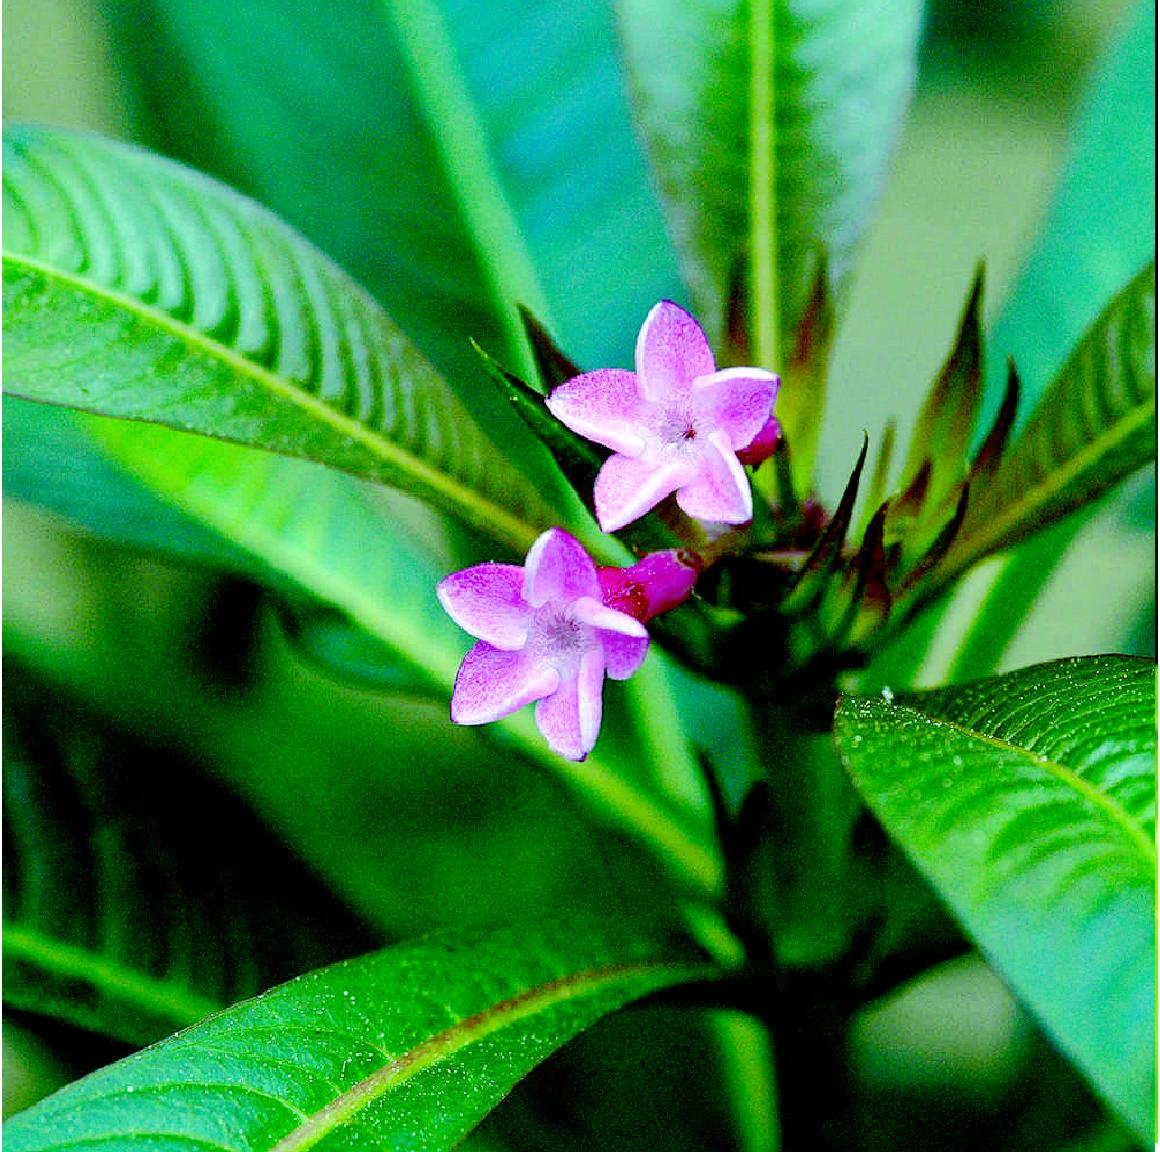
{"left": 835, "top": 656, "right": 1157, "bottom": 1141}
{"left": 939, "top": 1, "right": 1157, "bottom": 681}
{"left": 5, "top": 915, "right": 716, "bottom": 1150}
{"left": 2, "top": 125, "right": 554, "bottom": 553}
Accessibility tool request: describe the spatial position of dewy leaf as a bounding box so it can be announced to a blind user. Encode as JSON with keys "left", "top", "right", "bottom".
{"left": 941, "top": 260, "right": 1156, "bottom": 582}
{"left": 4, "top": 914, "right": 718, "bottom": 1150}
{"left": 835, "top": 656, "right": 1157, "bottom": 1141}
{"left": 616, "top": 0, "right": 922, "bottom": 372}
{"left": 1, "top": 125, "right": 555, "bottom": 554}
{"left": 3, "top": 665, "right": 375, "bottom": 1047}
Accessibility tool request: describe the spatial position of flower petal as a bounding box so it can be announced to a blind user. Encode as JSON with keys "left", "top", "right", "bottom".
{"left": 693, "top": 368, "right": 779, "bottom": 451}
{"left": 675, "top": 430, "right": 753, "bottom": 523}
{"left": 546, "top": 369, "right": 648, "bottom": 456}
{"left": 450, "top": 642, "right": 559, "bottom": 725}
{"left": 523, "top": 527, "right": 600, "bottom": 607}
{"left": 436, "top": 563, "right": 529, "bottom": 649}
{"left": 635, "top": 301, "right": 716, "bottom": 402}
{"left": 535, "top": 647, "right": 606, "bottom": 760}
{"left": 594, "top": 451, "right": 697, "bottom": 532}
{"left": 573, "top": 595, "right": 649, "bottom": 637}
{"left": 599, "top": 628, "right": 650, "bottom": 681}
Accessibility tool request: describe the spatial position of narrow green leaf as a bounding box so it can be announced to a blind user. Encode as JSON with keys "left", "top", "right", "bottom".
{"left": 835, "top": 655, "right": 1157, "bottom": 1141}
{"left": 375, "top": 0, "right": 552, "bottom": 382}
{"left": 518, "top": 304, "right": 583, "bottom": 392}
{"left": 782, "top": 433, "right": 867, "bottom": 613}
{"left": 617, "top": 0, "right": 922, "bottom": 476}
{"left": 3, "top": 665, "right": 375, "bottom": 1047}
{"left": 968, "top": 359, "right": 1020, "bottom": 485}
{"left": 4, "top": 915, "right": 718, "bottom": 1150}
{"left": 2, "top": 125, "right": 555, "bottom": 554}
{"left": 941, "top": 261, "right": 1156, "bottom": 582}
{"left": 473, "top": 340, "right": 605, "bottom": 522}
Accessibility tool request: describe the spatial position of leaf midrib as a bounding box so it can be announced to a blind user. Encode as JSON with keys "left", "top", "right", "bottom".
{"left": 748, "top": 0, "right": 778, "bottom": 371}
{"left": 3, "top": 251, "right": 544, "bottom": 554}
{"left": 271, "top": 960, "right": 708, "bottom": 1151}
{"left": 376, "top": 0, "right": 553, "bottom": 383}
{"left": 898, "top": 702, "right": 1157, "bottom": 868}
{"left": 943, "top": 387, "right": 1155, "bottom": 579}
{"left": 3, "top": 922, "right": 221, "bottom": 1028}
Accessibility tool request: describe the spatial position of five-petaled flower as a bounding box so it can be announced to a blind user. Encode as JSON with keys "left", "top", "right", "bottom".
{"left": 546, "top": 301, "right": 780, "bottom": 531}
{"left": 437, "top": 528, "right": 651, "bottom": 761}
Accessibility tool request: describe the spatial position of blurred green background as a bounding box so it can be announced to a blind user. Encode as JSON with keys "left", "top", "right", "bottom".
{"left": 3, "top": 0, "right": 1154, "bottom": 1147}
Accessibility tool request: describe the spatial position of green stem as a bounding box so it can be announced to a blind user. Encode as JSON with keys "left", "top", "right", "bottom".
{"left": 379, "top": 0, "right": 551, "bottom": 382}
{"left": 749, "top": 0, "right": 780, "bottom": 373}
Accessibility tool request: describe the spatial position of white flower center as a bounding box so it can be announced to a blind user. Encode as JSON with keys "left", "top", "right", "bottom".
{"left": 656, "top": 403, "right": 698, "bottom": 448}
{"left": 530, "top": 602, "right": 595, "bottom": 664}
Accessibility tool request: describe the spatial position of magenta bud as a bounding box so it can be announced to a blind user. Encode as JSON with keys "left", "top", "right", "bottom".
{"left": 598, "top": 550, "right": 700, "bottom": 622}
{"left": 736, "top": 416, "right": 781, "bottom": 467}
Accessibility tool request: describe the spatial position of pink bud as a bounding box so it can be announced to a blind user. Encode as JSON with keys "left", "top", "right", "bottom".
{"left": 736, "top": 415, "right": 781, "bottom": 467}
{"left": 598, "top": 550, "right": 700, "bottom": 622}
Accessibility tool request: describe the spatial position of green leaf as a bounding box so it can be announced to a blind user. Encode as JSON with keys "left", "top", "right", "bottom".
{"left": 2, "top": 124, "right": 555, "bottom": 554}
{"left": 3, "top": 396, "right": 254, "bottom": 569}
{"left": 3, "top": 664, "right": 375, "bottom": 1047}
{"left": 617, "top": 0, "right": 923, "bottom": 467}
{"left": 835, "top": 656, "right": 1157, "bottom": 1141}
{"left": 933, "top": 1, "right": 1157, "bottom": 683}
{"left": 4, "top": 914, "right": 717, "bottom": 1149}
{"left": 941, "top": 260, "right": 1155, "bottom": 583}
{"left": 984, "top": 0, "right": 1157, "bottom": 418}
{"left": 104, "top": 0, "right": 682, "bottom": 392}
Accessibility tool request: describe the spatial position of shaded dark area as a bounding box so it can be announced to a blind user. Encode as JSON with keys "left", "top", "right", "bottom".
{"left": 4, "top": 660, "right": 381, "bottom": 1047}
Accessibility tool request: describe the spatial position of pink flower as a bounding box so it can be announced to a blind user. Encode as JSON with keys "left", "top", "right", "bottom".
{"left": 437, "top": 528, "right": 650, "bottom": 761}
{"left": 546, "top": 301, "right": 780, "bottom": 531}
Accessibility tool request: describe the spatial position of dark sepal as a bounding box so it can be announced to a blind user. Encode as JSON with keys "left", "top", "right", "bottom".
{"left": 781, "top": 433, "right": 869, "bottom": 614}
{"left": 897, "top": 481, "right": 971, "bottom": 595}
{"left": 969, "top": 357, "right": 1021, "bottom": 484}
{"left": 833, "top": 500, "right": 892, "bottom": 650}
{"left": 516, "top": 305, "right": 583, "bottom": 392}
{"left": 862, "top": 420, "right": 896, "bottom": 529}
{"left": 898, "top": 265, "right": 985, "bottom": 511}
{"left": 472, "top": 339, "right": 605, "bottom": 519}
